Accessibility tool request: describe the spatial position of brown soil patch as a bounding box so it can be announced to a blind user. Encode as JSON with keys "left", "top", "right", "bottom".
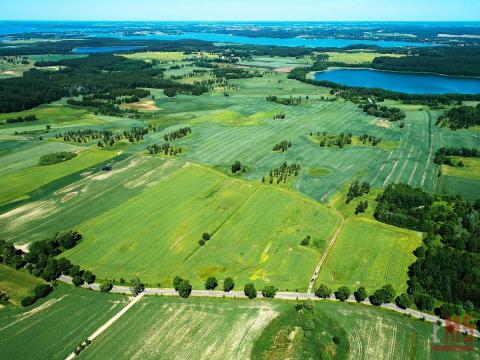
{"left": 274, "top": 67, "right": 294, "bottom": 73}
{"left": 376, "top": 119, "right": 390, "bottom": 128}
{"left": 61, "top": 191, "right": 78, "bottom": 203}
{"left": 122, "top": 100, "right": 160, "bottom": 111}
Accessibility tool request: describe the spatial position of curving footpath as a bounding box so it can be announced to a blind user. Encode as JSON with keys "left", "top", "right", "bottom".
{"left": 59, "top": 275, "right": 479, "bottom": 339}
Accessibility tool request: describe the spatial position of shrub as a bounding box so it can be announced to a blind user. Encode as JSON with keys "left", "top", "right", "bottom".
{"left": 244, "top": 283, "right": 257, "bottom": 299}
{"left": 34, "top": 284, "right": 53, "bottom": 299}
{"left": 223, "top": 277, "right": 234, "bottom": 292}
{"left": 198, "top": 239, "right": 205, "bottom": 246}
{"left": 205, "top": 277, "right": 218, "bottom": 290}
{"left": 21, "top": 296, "right": 37, "bottom": 307}
{"left": 262, "top": 285, "right": 277, "bottom": 298}
{"left": 202, "top": 233, "right": 211, "bottom": 241}
{"left": 231, "top": 160, "right": 242, "bottom": 173}
{"left": 333, "top": 336, "right": 341, "bottom": 344}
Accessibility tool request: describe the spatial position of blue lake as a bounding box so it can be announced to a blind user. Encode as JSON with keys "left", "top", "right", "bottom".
{"left": 71, "top": 46, "right": 146, "bottom": 54}
{"left": 314, "top": 69, "right": 480, "bottom": 94}
{"left": 91, "top": 32, "right": 434, "bottom": 48}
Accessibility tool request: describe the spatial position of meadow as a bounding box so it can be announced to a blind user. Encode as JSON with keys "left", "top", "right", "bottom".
{"left": 0, "top": 285, "right": 127, "bottom": 359}
{"left": 315, "top": 217, "right": 421, "bottom": 293}
{"left": 0, "top": 265, "right": 45, "bottom": 305}
{"left": 62, "top": 163, "right": 340, "bottom": 290}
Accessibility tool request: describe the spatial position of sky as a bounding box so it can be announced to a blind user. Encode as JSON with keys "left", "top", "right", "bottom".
{"left": 1, "top": 0, "right": 479, "bottom": 22}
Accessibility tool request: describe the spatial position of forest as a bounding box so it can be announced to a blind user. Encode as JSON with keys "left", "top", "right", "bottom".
{"left": 372, "top": 46, "right": 480, "bottom": 77}
{"left": 374, "top": 184, "right": 480, "bottom": 309}
{"left": 0, "top": 54, "right": 209, "bottom": 113}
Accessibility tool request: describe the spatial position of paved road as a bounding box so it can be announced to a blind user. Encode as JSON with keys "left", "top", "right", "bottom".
{"left": 59, "top": 275, "right": 479, "bottom": 338}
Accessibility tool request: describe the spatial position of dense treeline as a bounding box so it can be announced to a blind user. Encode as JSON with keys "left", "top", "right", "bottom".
{"left": 163, "top": 127, "right": 192, "bottom": 141}
{"left": 0, "top": 38, "right": 219, "bottom": 56}
{"left": 266, "top": 95, "right": 308, "bottom": 106}
{"left": 434, "top": 147, "right": 480, "bottom": 166}
{"left": 147, "top": 143, "right": 183, "bottom": 156}
{"left": 374, "top": 184, "right": 480, "bottom": 309}
{"left": 38, "top": 151, "right": 77, "bottom": 166}
{"left": 0, "top": 230, "right": 96, "bottom": 306}
{"left": 5, "top": 114, "right": 37, "bottom": 124}
{"left": 0, "top": 54, "right": 208, "bottom": 113}
{"left": 372, "top": 47, "right": 480, "bottom": 77}
{"left": 374, "top": 184, "right": 434, "bottom": 232}
{"left": 436, "top": 105, "right": 480, "bottom": 130}
{"left": 212, "top": 67, "right": 262, "bottom": 80}
{"left": 361, "top": 103, "right": 406, "bottom": 121}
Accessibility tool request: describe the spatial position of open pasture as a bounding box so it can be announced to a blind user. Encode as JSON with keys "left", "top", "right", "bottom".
{"left": 315, "top": 217, "right": 421, "bottom": 293}
{"left": 62, "top": 163, "right": 340, "bottom": 290}
{"left": 324, "top": 51, "right": 403, "bottom": 64}
{"left": 0, "top": 285, "right": 127, "bottom": 360}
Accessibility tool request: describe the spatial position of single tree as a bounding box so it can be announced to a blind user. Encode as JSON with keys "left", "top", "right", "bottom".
{"left": 178, "top": 280, "right": 192, "bottom": 298}
{"left": 334, "top": 286, "right": 351, "bottom": 302}
{"left": 130, "top": 278, "right": 144, "bottom": 296}
{"left": 315, "top": 284, "right": 332, "bottom": 299}
{"left": 223, "top": 277, "right": 235, "bottom": 292}
{"left": 244, "top": 283, "right": 257, "bottom": 299}
{"left": 395, "top": 293, "right": 412, "bottom": 309}
{"left": 354, "top": 287, "right": 367, "bottom": 302}
{"left": 262, "top": 285, "right": 277, "bottom": 298}
{"left": 100, "top": 280, "right": 113, "bottom": 293}
{"left": 205, "top": 276, "right": 218, "bottom": 290}
{"left": 72, "top": 275, "right": 84, "bottom": 287}
{"left": 173, "top": 276, "right": 183, "bottom": 291}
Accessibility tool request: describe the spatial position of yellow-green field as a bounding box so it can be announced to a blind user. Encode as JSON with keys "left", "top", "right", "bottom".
{"left": 441, "top": 157, "right": 480, "bottom": 179}
{"left": 316, "top": 217, "right": 422, "bottom": 293}
{"left": 324, "top": 51, "right": 404, "bottom": 64}
{"left": 63, "top": 163, "right": 340, "bottom": 290}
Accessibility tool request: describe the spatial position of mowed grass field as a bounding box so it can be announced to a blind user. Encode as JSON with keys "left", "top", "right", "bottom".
{"left": 316, "top": 217, "right": 422, "bottom": 293}
{"left": 0, "top": 265, "right": 45, "bottom": 305}
{"left": 0, "top": 285, "right": 127, "bottom": 360}
{"left": 63, "top": 163, "right": 340, "bottom": 290}
{"left": 80, "top": 296, "right": 278, "bottom": 360}
{"left": 0, "top": 148, "right": 116, "bottom": 205}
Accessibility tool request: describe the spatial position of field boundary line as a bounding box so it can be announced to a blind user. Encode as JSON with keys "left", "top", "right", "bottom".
{"left": 307, "top": 207, "right": 344, "bottom": 293}
{"left": 65, "top": 293, "right": 144, "bottom": 360}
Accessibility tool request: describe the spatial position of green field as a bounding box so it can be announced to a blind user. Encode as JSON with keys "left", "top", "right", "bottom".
{"left": 316, "top": 217, "right": 422, "bottom": 293}
{"left": 0, "top": 285, "right": 127, "bottom": 359}
{"left": 62, "top": 163, "right": 340, "bottom": 290}
{"left": 0, "top": 265, "right": 45, "bottom": 305}
{"left": 0, "top": 148, "right": 116, "bottom": 205}
{"left": 80, "top": 296, "right": 278, "bottom": 360}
